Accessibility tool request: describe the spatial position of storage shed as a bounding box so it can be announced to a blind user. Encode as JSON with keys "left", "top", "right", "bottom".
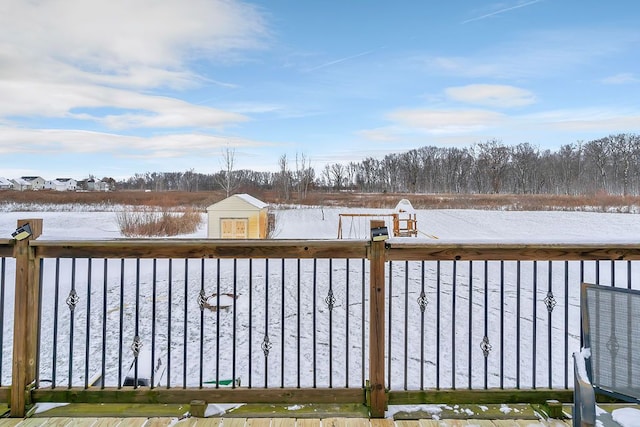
{"left": 206, "top": 194, "right": 269, "bottom": 239}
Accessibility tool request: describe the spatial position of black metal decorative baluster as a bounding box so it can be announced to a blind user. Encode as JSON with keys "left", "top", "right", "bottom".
{"left": 263, "top": 259, "right": 269, "bottom": 388}
{"left": 233, "top": 258, "right": 238, "bottom": 389}
{"left": 327, "top": 259, "right": 336, "bottom": 388}
{"left": 67, "top": 258, "right": 79, "bottom": 388}
{"left": 418, "top": 261, "right": 427, "bottom": 390}
{"left": 545, "top": 261, "right": 556, "bottom": 389}
{"left": 198, "top": 259, "right": 205, "bottom": 388}
{"left": 482, "top": 260, "right": 489, "bottom": 389}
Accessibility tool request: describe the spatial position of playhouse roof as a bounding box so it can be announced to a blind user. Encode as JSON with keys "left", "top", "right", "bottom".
{"left": 394, "top": 199, "right": 415, "bottom": 213}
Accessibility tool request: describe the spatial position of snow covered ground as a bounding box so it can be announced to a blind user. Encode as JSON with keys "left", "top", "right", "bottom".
{"left": 1, "top": 207, "right": 640, "bottom": 396}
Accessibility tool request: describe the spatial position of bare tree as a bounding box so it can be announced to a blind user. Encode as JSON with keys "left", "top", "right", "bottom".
{"left": 218, "top": 146, "right": 237, "bottom": 197}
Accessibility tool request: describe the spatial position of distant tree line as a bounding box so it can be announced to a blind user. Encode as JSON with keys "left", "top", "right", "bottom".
{"left": 117, "top": 133, "right": 640, "bottom": 197}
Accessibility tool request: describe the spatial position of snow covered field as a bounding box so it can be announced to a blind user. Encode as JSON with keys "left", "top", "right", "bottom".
{"left": 2, "top": 207, "right": 640, "bottom": 393}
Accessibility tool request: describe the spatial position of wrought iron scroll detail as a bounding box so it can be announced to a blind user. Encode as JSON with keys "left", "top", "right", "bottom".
{"left": 325, "top": 289, "right": 336, "bottom": 311}
{"left": 607, "top": 334, "right": 620, "bottom": 359}
{"left": 66, "top": 289, "right": 80, "bottom": 311}
{"left": 417, "top": 291, "right": 428, "bottom": 313}
{"left": 131, "top": 335, "right": 143, "bottom": 358}
{"left": 261, "top": 334, "right": 272, "bottom": 357}
{"left": 197, "top": 289, "right": 207, "bottom": 311}
{"left": 544, "top": 291, "right": 557, "bottom": 313}
{"left": 480, "top": 336, "right": 492, "bottom": 358}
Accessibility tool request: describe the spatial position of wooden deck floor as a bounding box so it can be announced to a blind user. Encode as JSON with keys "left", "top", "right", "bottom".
{"left": 0, "top": 418, "right": 571, "bottom": 426}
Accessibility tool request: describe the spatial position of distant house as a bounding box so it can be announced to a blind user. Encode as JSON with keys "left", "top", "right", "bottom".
{"left": 0, "top": 177, "right": 12, "bottom": 190}
{"left": 206, "top": 194, "right": 269, "bottom": 239}
{"left": 86, "top": 178, "right": 109, "bottom": 192}
{"left": 11, "top": 178, "right": 31, "bottom": 191}
{"left": 21, "top": 176, "right": 45, "bottom": 190}
{"left": 44, "top": 178, "right": 77, "bottom": 191}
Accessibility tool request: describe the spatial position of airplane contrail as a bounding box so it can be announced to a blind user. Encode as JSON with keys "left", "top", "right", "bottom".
{"left": 462, "top": 0, "right": 542, "bottom": 24}
{"left": 306, "top": 49, "right": 376, "bottom": 72}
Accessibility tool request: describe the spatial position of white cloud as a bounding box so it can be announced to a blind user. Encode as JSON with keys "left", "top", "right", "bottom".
{"left": 386, "top": 109, "right": 506, "bottom": 134}
{"left": 0, "top": 127, "right": 271, "bottom": 157}
{"left": 602, "top": 73, "right": 639, "bottom": 85}
{"left": 0, "top": 0, "right": 268, "bottom": 130}
{"left": 445, "top": 84, "right": 536, "bottom": 108}
{"left": 356, "top": 128, "right": 400, "bottom": 142}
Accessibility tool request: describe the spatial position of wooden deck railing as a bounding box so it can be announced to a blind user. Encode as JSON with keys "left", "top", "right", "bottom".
{"left": 2, "top": 218, "right": 640, "bottom": 418}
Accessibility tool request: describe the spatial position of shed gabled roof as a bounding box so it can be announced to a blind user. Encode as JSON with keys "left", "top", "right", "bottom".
{"left": 235, "top": 193, "right": 268, "bottom": 209}
{"left": 207, "top": 193, "right": 268, "bottom": 211}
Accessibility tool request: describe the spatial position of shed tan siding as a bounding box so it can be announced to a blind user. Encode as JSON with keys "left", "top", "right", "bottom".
{"left": 207, "top": 194, "right": 268, "bottom": 239}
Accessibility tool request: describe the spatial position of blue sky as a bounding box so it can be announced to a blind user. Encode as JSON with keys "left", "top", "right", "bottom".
{"left": 1, "top": 0, "right": 639, "bottom": 180}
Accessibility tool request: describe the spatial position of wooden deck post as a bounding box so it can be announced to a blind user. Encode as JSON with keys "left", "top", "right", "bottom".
{"left": 368, "top": 220, "right": 387, "bottom": 417}
{"left": 11, "top": 219, "right": 42, "bottom": 417}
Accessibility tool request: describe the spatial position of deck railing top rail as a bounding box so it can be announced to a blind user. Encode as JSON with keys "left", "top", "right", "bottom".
{"left": 29, "top": 239, "right": 371, "bottom": 259}
{"left": 27, "top": 239, "right": 640, "bottom": 261}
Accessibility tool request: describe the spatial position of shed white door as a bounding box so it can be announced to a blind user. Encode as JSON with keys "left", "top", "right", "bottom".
{"left": 221, "top": 218, "right": 248, "bottom": 239}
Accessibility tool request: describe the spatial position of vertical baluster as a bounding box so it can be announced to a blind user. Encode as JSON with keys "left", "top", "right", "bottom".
{"left": 482, "top": 260, "right": 488, "bottom": 390}
{"left": 118, "top": 259, "right": 124, "bottom": 388}
{"left": 547, "top": 261, "right": 554, "bottom": 389}
{"left": 361, "top": 258, "right": 366, "bottom": 388}
{"left": 312, "top": 259, "right": 317, "bottom": 388}
{"left": 328, "top": 259, "right": 334, "bottom": 388}
{"left": 84, "top": 259, "right": 92, "bottom": 389}
{"left": 404, "top": 260, "right": 409, "bottom": 391}
{"left": 345, "top": 259, "right": 350, "bottom": 388}
{"left": 500, "top": 261, "right": 504, "bottom": 389}
{"left": 151, "top": 259, "right": 157, "bottom": 389}
{"left": 532, "top": 260, "right": 537, "bottom": 389}
{"left": 564, "top": 260, "right": 569, "bottom": 389}
{"left": 0, "top": 258, "right": 4, "bottom": 385}
{"left": 215, "top": 259, "right": 221, "bottom": 388}
{"left": 264, "top": 259, "right": 270, "bottom": 388}
{"left": 516, "top": 261, "right": 521, "bottom": 389}
{"left": 198, "top": 259, "right": 205, "bottom": 388}
{"left": 468, "top": 261, "right": 473, "bottom": 389}
{"left": 387, "top": 261, "right": 393, "bottom": 388}
{"left": 132, "top": 259, "right": 141, "bottom": 388}
{"left": 248, "top": 259, "right": 253, "bottom": 388}
{"left": 627, "top": 260, "right": 632, "bottom": 289}
{"left": 419, "top": 261, "right": 426, "bottom": 390}
{"left": 297, "top": 259, "right": 301, "bottom": 389}
{"left": 52, "top": 258, "right": 60, "bottom": 389}
{"left": 436, "top": 260, "right": 441, "bottom": 390}
{"left": 281, "top": 259, "right": 285, "bottom": 388}
{"left": 67, "top": 258, "right": 77, "bottom": 388}
{"left": 167, "top": 259, "right": 172, "bottom": 388}
{"left": 101, "top": 259, "right": 107, "bottom": 389}
{"left": 611, "top": 260, "right": 615, "bottom": 287}
{"left": 183, "top": 259, "right": 188, "bottom": 388}
{"left": 452, "top": 260, "right": 457, "bottom": 389}
{"left": 233, "top": 259, "right": 237, "bottom": 389}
